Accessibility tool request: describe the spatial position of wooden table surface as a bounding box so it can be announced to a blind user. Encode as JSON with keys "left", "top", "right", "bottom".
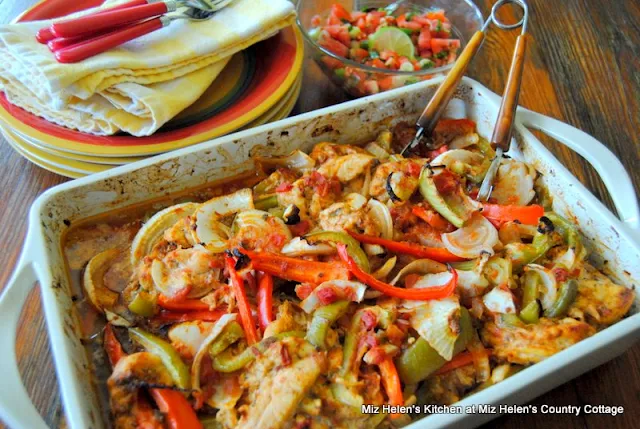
{"left": 1, "top": 0, "right": 638, "bottom": 428}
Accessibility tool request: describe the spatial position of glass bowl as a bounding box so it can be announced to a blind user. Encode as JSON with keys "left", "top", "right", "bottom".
{"left": 296, "top": 0, "right": 484, "bottom": 97}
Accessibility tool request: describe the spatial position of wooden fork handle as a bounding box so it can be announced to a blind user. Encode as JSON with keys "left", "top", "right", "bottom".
{"left": 416, "top": 30, "right": 486, "bottom": 134}
{"left": 491, "top": 34, "right": 528, "bottom": 151}
{"left": 51, "top": 2, "right": 170, "bottom": 38}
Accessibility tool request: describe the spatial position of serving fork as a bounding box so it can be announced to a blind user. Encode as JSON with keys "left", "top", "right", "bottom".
{"left": 400, "top": 0, "right": 530, "bottom": 203}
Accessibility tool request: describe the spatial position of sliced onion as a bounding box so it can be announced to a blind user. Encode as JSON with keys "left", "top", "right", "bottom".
{"left": 232, "top": 209, "right": 292, "bottom": 244}
{"left": 191, "top": 314, "right": 237, "bottom": 393}
{"left": 491, "top": 159, "right": 536, "bottom": 206}
{"left": 105, "top": 310, "right": 132, "bottom": 327}
{"left": 553, "top": 248, "right": 576, "bottom": 270}
{"left": 372, "top": 256, "right": 397, "bottom": 280}
{"left": 456, "top": 270, "right": 489, "bottom": 300}
{"left": 449, "top": 133, "right": 480, "bottom": 149}
{"left": 409, "top": 296, "right": 461, "bottom": 360}
{"left": 390, "top": 259, "right": 447, "bottom": 286}
{"left": 169, "top": 321, "right": 216, "bottom": 360}
{"left": 363, "top": 244, "right": 386, "bottom": 256}
{"left": 255, "top": 150, "right": 316, "bottom": 173}
{"left": 431, "top": 149, "right": 484, "bottom": 170}
{"left": 482, "top": 286, "right": 516, "bottom": 314}
{"left": 195, "top": 189, "right": 254, "bottom": 245}
{"left": 366, "top": 199, "right": 393, "bottom": 239}
{"left": 499, "top": 221, "right": 538, "bottom": 244}
{"left": 365, "top": 142, "right": 390, "bottom": 160}
{"left": 442, "top": 213, "right": 499, "bottom": 258}
{"left": 281, "top": 237, "right": 334, "bottom": 257}
{"left": 299, "top": 280, "right": 368, "bottom": 314}
{"left": 83, "top": 248, "right": 121, "bottom": 313}
{"left": 130, "top": 202, "right": 199, "bottom": 265}
{"left": 524, "top": 264, "right": 558, "bottom": 310}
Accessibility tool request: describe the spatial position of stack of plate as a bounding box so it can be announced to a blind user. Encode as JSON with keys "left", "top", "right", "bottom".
{"left": 0, "top": 0, "right": 304, "bottom": 178}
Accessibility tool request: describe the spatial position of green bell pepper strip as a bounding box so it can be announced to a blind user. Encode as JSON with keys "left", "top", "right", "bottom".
{"left": 305, "top": 230, "right": 370, "bottom": 273}
{"left": 544, "top": 213, "right": 587, "bottom": 261}
{"left": 544, "top": 279, "right": 578, "bottom": 318}
{"left": 507, "top": 232, "right": 559, "bottom": 271}
{"left": 306, "top": 300, "right": 350, "bottom": 349}
{"left": 418, "top": 167, "right": 466, "bottom": 228}
{"left": 497, "top": 313, "right": 525, "bottom": 328}
{"left": 395, "top": 307, "right": 473, "bottom": 385}
{"left": 209, "top": 321, "right": 245, "bottom": 357}
{"left": 332, "top": 306, "right": 393, "bottom": 408}
{"left": 521, "top": 270, "right": 540, "bottom": 308}
{"left": 476, "top": 136, "right": 496, "bottom": 159}
{"left": 129, "top": 328, "right": 191, "bottom": 390}
{"left": 128, "top": 290, "right": 156, "bottom": 317}
{"left": 519, "top": 300, "right": 540, "bottom": 324}
{"left": 450, "top": 259, "right": 478, "bottom": 271}
{"left": 211, "top": 331, "right": 305, "bottom": 373}
{"left": 254, "top": 195, "right": 278, "bottom": 211}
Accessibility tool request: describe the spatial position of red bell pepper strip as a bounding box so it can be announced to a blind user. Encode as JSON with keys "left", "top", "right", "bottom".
{"left": 257, "top": 271, "right": 274, "bottom": 332}
{"left": 481, "top": 204, "right": 544, "bottom": 226}
{"left": 238, "top": 249, "right": 351, "bottom": 285}
{"left": 103, "top": 324, "right": 202, "bottom": 429}
{"left": 337, "top": 244, "right": 458, "bottom": 300}
{"left": 412, "top": 206, "right": 453, "bottom": 231}
{"left": 347, "top": 231, "right": 466, "bottom": 263}
{"left": 150, "top": 389, "right": 203, "bottom": 429}
{"left": 104, "top": 324, "right": 126, "bottom": 367}
{"left": 433, "top": 351, "right": 474, "bottom": 375}
{"left": 153, "top": 309, "right": 227, "bottom": 324}
{"left": 158, "top": 295, "right": 210, "bottom": 311}
{"left": 136, "top": 392, "right": 164, "bottom": 429}
{"left": 225, "top": 254, "right": 259, "bottom": 345}
{"left": 378, "top": 356, "right": 404, "bottom": 418}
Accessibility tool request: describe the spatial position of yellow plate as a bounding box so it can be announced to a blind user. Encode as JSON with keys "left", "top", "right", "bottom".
{"left": 4, "top": 76, "right": 301, "bottom": 177}
{"left": 2, "top": 128, "right": 82, "bottom": 179}
{"left": 12, "top": 75, "right": 301, "bottom": 170}
{"left": 0, "top": 24, "right": 304, "bottom": 157}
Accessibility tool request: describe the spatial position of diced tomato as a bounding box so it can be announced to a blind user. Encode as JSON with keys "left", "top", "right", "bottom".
{"left": 330, "top": 4, "right": 352, "bottom": 23}
{"left": 351, "top": 11, "right": 366, "bottom": 22}
{"left": 378, "top": 76, "right": 395, "bottom": 90}
{"left": 366, "top": 11, "right": 386, "bottom": 29}
{"left": 311, "top": 14, "right": 322, "bottom": 27}
{"left": 367, "top": 58, "right": 386, "bottom": 69}
{"left": 403, "top": 274, "right": 421, "bottom": 289}
{"left": 361, "top": 310, "right": 378, "bottom": 330}
{"left": 289, "top": 220, "right": 311, "bottom": 237}
{"left": 363, "top": 80, "right": 380, "bottom": 94}
{"left": 379, "top": 50, "right": 398, "bottom": 61}
{"left": 295, "top": 283, "right": 316, "bottom": 300}
{"left": 426, "top": 9, "right": 447, "bottom": 21}
{"left": 432, "top": 169, "right": 459, "bottom": 194}
{"left": 411, "top": 15, "right": 431, "bottom": 26}
{"left": 356, "top": 16, "right": 367, "bottom": 31}
{"left": 321, "top": 55, "right": 344, "bottom": 70}
{"left": 319, "top": 33, "right": 350, "bottom": 57}
{"left": 553, "top": 268, "right": 570, "bottom": 282}
{"left": 385, "top": 56, "right": 399, "bottom": 69}
{"left": 317, "top": 286, "right": 339, "bottom": 305}
{"left": 325, "top": 25, "right": 351, "bottom": 46}
{"left": 275, "top": 182, "right": 293, "bottom": 193}
{"left": 304, "top": 171, "right": 341, "bottom": 197}
{"left": 426, "top": 144, "right": 448, "bottom": 159}
{"left": 431, "top": 38, "right": 461, "bottom": 54}
{"left": 350, "top": 47, "right": 370, "bottom": 62}
{"left": 404, "top": 161, "right": 422, "bottom": 177}
{"left": 397, "top": 14, "right": 422, "bottom": 30}
{"left": 418, "top": 28, "right": 432, "bottom": 50}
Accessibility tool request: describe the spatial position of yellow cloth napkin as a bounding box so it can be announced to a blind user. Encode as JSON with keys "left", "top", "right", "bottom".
{"left": 0, "top": 0, "right": 296, "bottom": 136}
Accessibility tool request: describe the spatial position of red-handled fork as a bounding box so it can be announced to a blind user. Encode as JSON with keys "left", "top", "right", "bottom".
{"left": 35, "top": 0, "right": 150, "bottom": 43}
{"left": 53, "top": 7, "right": 216, "bottom": 63}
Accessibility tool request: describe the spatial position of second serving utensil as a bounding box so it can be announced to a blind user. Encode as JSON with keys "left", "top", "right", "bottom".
{"left": 400, "top": 0, "right": 529, "bottom": 156}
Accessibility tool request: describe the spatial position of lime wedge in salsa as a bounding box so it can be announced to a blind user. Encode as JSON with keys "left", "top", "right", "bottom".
{"left": 370, "top": 27, "right": 416, "bottom": 59}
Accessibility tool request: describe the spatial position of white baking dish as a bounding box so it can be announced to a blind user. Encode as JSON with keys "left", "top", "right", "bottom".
{"left": 1, "top": 77, "right": 639, "bottom": 429}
